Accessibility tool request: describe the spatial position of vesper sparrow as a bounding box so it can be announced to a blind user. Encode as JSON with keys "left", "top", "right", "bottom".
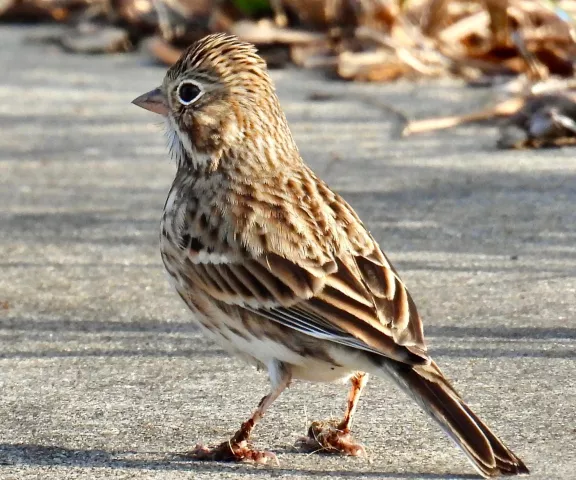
{"left": 132, "top": 33, "right": 529, "bottom": 477}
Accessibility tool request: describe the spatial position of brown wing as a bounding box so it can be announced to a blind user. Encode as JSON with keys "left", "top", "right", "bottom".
{"left": 165, "top": 167, "right": 428, "bottom": 366}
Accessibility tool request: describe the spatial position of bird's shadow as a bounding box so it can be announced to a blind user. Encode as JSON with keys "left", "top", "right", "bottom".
{"left": 0, "top": 443, "right": 479, "bottom": 479}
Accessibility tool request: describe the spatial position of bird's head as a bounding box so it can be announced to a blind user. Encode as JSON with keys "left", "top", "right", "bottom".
{"left": 133, "top": 33, "right": 296, "bottom": 171}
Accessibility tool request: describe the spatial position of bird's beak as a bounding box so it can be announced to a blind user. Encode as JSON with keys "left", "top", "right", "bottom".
{"left": 132, "top": 87, "right": 169, "bottom": 116}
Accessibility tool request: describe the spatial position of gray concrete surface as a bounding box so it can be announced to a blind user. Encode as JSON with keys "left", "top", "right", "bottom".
{"left": 1, "top": 25, "right": 575, "bottom": 480}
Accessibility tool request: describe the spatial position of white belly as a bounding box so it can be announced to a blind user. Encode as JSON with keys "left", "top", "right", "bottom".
{"left": 191, "top": 312, "right": 357, "bottom": 383}
{"left": 167, "top": 273, "right": 371, "bottom": 384}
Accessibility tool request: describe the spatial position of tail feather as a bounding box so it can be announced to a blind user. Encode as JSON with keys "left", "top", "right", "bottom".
{"left": 382, "top": 360, "right": 529, "bottom": 478}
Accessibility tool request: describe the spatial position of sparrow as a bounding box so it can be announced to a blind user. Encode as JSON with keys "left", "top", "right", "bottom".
{"left": 132, "top": 33, "right": 529, "bottom": 477}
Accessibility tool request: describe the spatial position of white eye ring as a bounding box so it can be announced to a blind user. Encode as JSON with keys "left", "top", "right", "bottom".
{"left": 176, "top": 80, "right": 204, "bottom": 106}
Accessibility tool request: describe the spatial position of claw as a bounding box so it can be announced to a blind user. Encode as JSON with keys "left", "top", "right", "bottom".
{"left": 183, "top": 440, "right": 279, "bottom": 465}
{"left": 295, "top": 420, "right": 366, "bottom": 457}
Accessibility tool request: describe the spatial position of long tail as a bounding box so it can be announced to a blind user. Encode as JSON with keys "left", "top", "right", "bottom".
{"left": 381, "top": 360, "right": 529, "bottom": 478}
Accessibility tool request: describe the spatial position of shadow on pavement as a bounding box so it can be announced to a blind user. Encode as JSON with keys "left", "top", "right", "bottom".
{"left": 1, "top": 317, "right": 575, "bottom": 359}
{"left": 0, "top": 443, "right": 478, "bottom": 479}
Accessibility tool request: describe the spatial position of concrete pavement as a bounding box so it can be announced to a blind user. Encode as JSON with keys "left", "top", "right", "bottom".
{"left": 0, "top": 25, "right": 575, "bottom": 479}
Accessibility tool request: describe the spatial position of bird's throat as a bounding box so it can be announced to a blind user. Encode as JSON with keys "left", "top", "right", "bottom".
{"left": 164, "top": 116, "right": 212, "bottom": 170}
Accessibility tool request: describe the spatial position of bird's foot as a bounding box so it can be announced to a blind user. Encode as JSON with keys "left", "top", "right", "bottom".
{"left": 183, "top": 440, "right": 278, "bottom": 465}
{"left": 295, "top": 420, "right": 366, "bottom": 456}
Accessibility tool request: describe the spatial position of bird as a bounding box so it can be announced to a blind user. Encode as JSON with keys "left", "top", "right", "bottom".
{"left": 132, "top": 33, "right": 529, "bottom": 478}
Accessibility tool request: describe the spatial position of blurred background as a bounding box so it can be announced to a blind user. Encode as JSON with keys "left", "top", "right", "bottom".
{"left": 3, "top": 0, "right": 576, "bottom": 145}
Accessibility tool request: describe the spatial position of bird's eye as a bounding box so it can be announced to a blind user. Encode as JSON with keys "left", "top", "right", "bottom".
{"left": 177, "top": 81, "right": 202, "bottom": 106}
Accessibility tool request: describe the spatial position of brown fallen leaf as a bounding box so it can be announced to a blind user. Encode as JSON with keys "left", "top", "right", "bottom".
{"left": 403, "top": 97, "right": 526, "bottom": 136}
{"left": 230, "top": 19, "right": 325, "bottom": 45}
{"left": 3, "top": 0, "right": 576, "bottom": 86}
{"left": 337, "top": 49, "right": 412, "bottom": 82}
{"left": 145, "top": 35, "right": 183, "bottom": 65}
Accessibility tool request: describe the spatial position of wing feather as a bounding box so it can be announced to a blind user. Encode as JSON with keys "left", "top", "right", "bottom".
{"left": 178, "top": 242, "right": 427, "bottom": 363}
{"left": 169, "top": 167, "right": 428, "bottom": 365}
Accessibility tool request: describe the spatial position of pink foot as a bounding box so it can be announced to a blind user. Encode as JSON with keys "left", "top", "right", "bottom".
{"left": 183, "top": 440, "right": 278, "bottom": 465}
{"left": 296, "top": 420, "right": 366, "bottom": 456}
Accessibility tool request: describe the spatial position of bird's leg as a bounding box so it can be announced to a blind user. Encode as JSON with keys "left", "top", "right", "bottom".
{"left": 297, "top": 372, "right": 368, "bottom": 456}
{"left": 187, "top": 362, "right": 291, "bottom": 464}
{"left": 337, "top": 371, "right": 369, "bottom": 432}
